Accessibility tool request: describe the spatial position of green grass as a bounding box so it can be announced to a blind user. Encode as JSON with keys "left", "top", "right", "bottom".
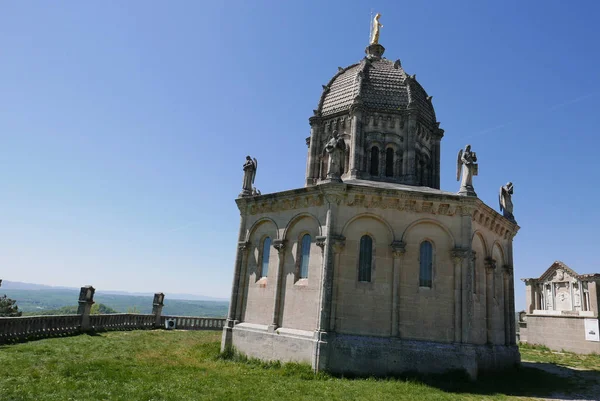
{"left": 0, "top": 331, "right": 597, "bottom": 401}
{"left": 520, "top": 341, "right": 600, "bottom": 370}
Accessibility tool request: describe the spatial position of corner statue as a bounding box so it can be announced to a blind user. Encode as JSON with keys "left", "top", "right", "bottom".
{"left": 370, "top": 13, "right": 383, "bottom": 45}
{"left": 324, "top": 130, "right": 346, "bottom": 182}
{"left": 240, "top": 156, "right": 258, "bottom": 197}
{"left": 456, "top": 145, "right": 478, "bottom": 196}
{"left": 499, "top": 182, "right": 515, "bottom": 222}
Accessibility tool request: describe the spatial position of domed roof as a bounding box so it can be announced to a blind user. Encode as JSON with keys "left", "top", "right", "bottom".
{"left": 316, "top": 45, "right": 436, "bottom": 125}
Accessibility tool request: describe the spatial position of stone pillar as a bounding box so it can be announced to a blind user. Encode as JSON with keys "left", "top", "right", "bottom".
{"left": 503, "top": 264, "right": 515, "bottom": 345}
{"left": 589, "top": 281, "right": 599, "bottom": 315}
{"left": 405, "top": 111, "right": 417, "bottom": 184}
{"left": 222, "top": 201, "right": 248, "bottom": 351}
{"left": 349, "top": 109, "right": 363, "bottom": 179}
{"left": 433, "top": 138, "right": 441, "bottom": 189}
{"left": 269, "top": 239, "right": 287, "bottom": 331}
{"left": 327, "top": 235, "right": 345, "bottom": 331}
{"left": 391, "top": 241, "right": 406, "bottom": 337}
{"left": 485, "top": 258, "right": 496, "bottom": 344}
{"left": 451, "top": 249, "right": 468, "bottom": 343}
{"left": 306, "top": 117, "right": 321, "bottom": 186}
{"left": 77, "top": 285, "right": 95, "bottom": 331}
{"left": 313, "top": 187, "right": 344, "bottom": 372}
{"left": 152, "top": 293, "right": 165, "bottom": 327}
{"left": 379, "top": 148, "right": 386, "bottom": 178}
{"left": 234, "top": 241, "right": 251, "bottom": 322}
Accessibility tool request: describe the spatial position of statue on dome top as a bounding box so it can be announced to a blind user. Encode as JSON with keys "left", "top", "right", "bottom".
{"left": 370, "top": 13, "right": 383, "bottom": 45}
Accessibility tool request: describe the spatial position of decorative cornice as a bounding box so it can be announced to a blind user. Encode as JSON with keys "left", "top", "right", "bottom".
{"left": 472, "top": 201, "right": 519, "bottom": 240}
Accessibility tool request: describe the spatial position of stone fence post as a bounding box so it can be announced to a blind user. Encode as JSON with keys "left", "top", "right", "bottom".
{"left": 77, "top": 285, "right": 95, "bottom": 331}
{"left": 152, "top": 293, "right": 165, "bottom": 328}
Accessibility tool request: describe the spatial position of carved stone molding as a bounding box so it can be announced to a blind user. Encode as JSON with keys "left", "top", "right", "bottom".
{"left": 485, "top": 257, "right": 497, "bottom": 272}
{"left": 390, "top": 240, "right": 406, "bottom": 257}
{"left": 249, "top": 194, "right": 325, "bottom": 215}
{"left": 238, "top": 241, "right": 251, "bottom": 252}
{"left": 503, "top": 264, "right": 514, "bottom": 276}
{"left": 273, "top": 239, "right": 286, "bottom": 254}
{"left": 450, "top": 248, "right": 470, "bottom": 264}
{"left": 331, "top": 235, "right": 346, "bottom": 253}
{"left": 472, "top": 207, "right": 518, "bottom": 239}
{"left": 315, "top": 236, "right": 327, "bottom": 250}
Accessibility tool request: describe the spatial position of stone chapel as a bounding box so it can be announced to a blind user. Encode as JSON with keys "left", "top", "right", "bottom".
{"left": 222, "top": 21, "right": 520, "bottom": 379}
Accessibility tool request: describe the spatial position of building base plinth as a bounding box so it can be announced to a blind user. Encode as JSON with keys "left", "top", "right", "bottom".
{"left": 222, "top": 326, "right": 520, "bottom": 379}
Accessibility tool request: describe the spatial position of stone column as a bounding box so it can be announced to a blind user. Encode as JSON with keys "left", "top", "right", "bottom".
{"left": 222, "top": 201, "right": 248, "bottom": 351}
{"left": 433, "top": 137, "right": 442, "bottom": 189}
{"left": 269, "top": 239, "right": 287, "bottom": 331}
{"left": 349, "top": 108, "right": 363, "bottom": 179}
{"left": 503, "top": 264, "right": 515, "bottom": 345}
{"left": 391, "top": 241, "right": 406, "bottom": 337}
{"left": 451, "top": 249, "right": 468, "bottom": 343}
{"left": 307, "top": 117, "right": 321, "bottom": 186}
{"left": 405, "top": 111, "right": 417, "bottom": 184}
{"left": 77, "top": 286, "right": 95, "bottom": 331}
{"left": 234, "top": 241, "right": 251, "bottom": 322}
{"left": 379, "top": 148, "right": 386, "bottom": 178}
{"left": 485, "top": 258, "right": 496, "bottom": 344}
{"left": 327, "top": 235, "right": 345, "bottom": 331}
{"left": 313, "top": 187, "right": 344, "bottom": 372}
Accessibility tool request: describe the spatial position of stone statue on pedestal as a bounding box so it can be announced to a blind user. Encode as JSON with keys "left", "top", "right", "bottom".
{"left": 499, "top": 182, "right": 515, "bottom": 221}
{"left": 240, "top": 156, "right": 257, "bottom": 197}
{"left": 324, "top": 131, "right": 346, "bottom": 182}
{"left": 456, "top": 145, "right": 478, "bottom": 196}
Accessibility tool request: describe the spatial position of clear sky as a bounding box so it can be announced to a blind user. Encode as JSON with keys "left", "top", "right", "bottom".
{"left": 1, "top": 1, "right": 599, "bottom": 309}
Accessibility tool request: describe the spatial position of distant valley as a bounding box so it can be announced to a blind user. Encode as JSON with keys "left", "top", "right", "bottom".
{"left": 1, "top": 281, "right": 229, "bottom": 317}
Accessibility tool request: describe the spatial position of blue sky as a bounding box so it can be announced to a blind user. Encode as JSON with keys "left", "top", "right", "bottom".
{"left": 1, "top": 1, "right": 599, "bottom": 309}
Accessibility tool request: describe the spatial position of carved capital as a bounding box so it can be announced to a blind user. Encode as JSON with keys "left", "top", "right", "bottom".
{"left": 450, "top": 248, "right": 469, "bottom": 264}
{"left": 238, "top": 241, "right": 251, "bottom": 251}
{"left": 273, "top": 239, "right": 286, "bottom": 254}
{"left": 390, "top": 240, "right": 406, "bottom": 257}
{"left": 305, "top": 137, "right": 311, "bottom": 147}
{"left": 331, "top": 235, "right": 346, "bottom": 253}
{"left": 503, "top": 264, "right": 514, "bottom": 276}
{"left": 315, "top": 236, "right": 327, "bottom": 250}
{"left": 484, "top": 257, "right": 497, "bottom": 272}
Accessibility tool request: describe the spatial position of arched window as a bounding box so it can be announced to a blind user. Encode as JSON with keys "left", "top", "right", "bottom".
{"left": 370, "top": 146, "right": 379, "bottom": 176}
{"left": 261, "top": 237, "right": 271, "bottom": 278}
{"left": 385, "top": 148, "right": 394, "bottom": 177}
{"left": 358, "top": 235, "right": 373, "bottom": 282}
{"left": 419, "top": 241, "right": 433, "bottom": 287}
{"left": 299, "top": 234, "right": 311, "bottom": 279}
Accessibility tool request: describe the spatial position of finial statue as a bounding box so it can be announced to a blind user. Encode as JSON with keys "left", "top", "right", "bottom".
{"left": 499, "top": 182, "right": 515, "bottom": 221}
{"left": 324, "top": 130, "right": 346, "bottom": 182}
{"left": 240, "top": 155, "right": 258, "bottom": 197}
{"left": 370, "top": 13, "right": 383, "bottom": 45}
{"left": 456, "top": 144, "right": 478, "bottom": 196}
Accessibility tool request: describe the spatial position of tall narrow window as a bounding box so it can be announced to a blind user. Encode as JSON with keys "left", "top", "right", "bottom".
{"left": 261, "top": 237, "right": 271, "bottom": 278}
{"left": 385, "top": 148, "right": 394, "bottom": 177}
{"left": 358, "top": 235, "right": 373, "bottom": 282}
{"left": 419, "top": 241, "right": 433, "bottom": 287}
{"left": 370, "top": 146, "right": 379, "bottom": 176}
{"left": 299, "top": 234, "right": 311, "bottom": 279}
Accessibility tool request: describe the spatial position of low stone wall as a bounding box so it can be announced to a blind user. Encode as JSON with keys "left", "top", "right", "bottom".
{"left": 89, "top": 313, "right": 156, "bottom": 331}
{"left": 0, "top": 314, "right": 82, "bottom": 343}
{"left": 525, "top": 315, "right": 600, "bottom": 354}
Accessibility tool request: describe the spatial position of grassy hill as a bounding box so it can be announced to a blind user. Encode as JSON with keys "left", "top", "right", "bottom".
{"left": 2, "top": 288, "right": 228, "bottom": 317}
{"left": 0, "top": 330, "right": 599, "bottom": 400}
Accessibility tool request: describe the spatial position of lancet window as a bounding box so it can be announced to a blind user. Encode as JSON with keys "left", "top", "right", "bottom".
{"left": 261, "top": 237, "right": 271, "bottom": 278}
{"left": 419, "top": 241, "right": 433, "bottom": 287}
{"left": 358, "top": 235, "right": 373, "bottom": 282}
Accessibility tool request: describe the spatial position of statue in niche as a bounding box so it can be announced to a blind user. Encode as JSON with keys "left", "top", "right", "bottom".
{"left": 499, "top": 182, "right": 515, "bottom": 221}
{"left": 546, "top": 285, "right": 553, "bottom": 309}
{"left": 456, "top": 145, "right": 478, "bottom": 196}
{"left": 324, "top": 130, "right": 346, "bottom": 182}
{"left": 556, "top": 269, "right": 565, "bottom": 281}
{"left": 370, "top": 13, "right": 383, "bottom": 45}
{"left": 240, "top": 156, "right": 258, "bottom": 197}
